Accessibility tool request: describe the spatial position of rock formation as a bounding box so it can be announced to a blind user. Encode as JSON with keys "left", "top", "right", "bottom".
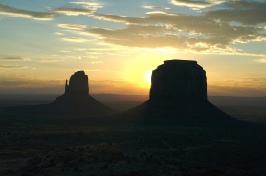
{"left": 127, "top": 59, "right": 231, "bottom": 121}
{"left": 150, "top": 60, "right": 207, "bottom": 100}
{"left": 48, "top": 71, "right": 114, "bottom": 115}
{"left": 8, "top": 71, "right": 115, "bottom": 115}
{"left": 65, "top": 71, "right": 89, "bottom": 95}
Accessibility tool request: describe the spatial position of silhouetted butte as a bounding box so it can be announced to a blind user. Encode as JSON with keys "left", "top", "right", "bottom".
{"left": 128, "top": 60, "right": 231, "bottom": 120}
{"left": 6, "top": 71, "right": 115, "bottom": 115}
{"left": 49, "top": 71, "right": 115, "bottom": 115}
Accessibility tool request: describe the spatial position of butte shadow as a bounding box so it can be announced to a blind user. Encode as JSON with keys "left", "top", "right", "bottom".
{"left": 5, "top": 71, "right": 115, "bottom": 116}
{"left": 126, "top": 60, "right": 233, "bottom": 123}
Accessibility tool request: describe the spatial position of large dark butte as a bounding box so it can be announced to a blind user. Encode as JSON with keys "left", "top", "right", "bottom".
{"left": 127, "top": 60, "right": 232, "bottom": 122}
{"left": 5, "top": 71, "right": 115, "bottom": 115}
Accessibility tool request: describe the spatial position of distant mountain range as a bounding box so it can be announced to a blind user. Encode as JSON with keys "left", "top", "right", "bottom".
{"left": 0, "top": 93, "right": 266, "bottom": 107}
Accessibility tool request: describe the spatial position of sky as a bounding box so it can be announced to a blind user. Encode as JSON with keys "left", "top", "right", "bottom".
{"left": 0, "top": 0, "right": 266, "bottom": 97}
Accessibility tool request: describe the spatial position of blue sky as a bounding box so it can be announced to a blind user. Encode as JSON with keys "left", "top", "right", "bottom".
{"left": 0, "top": 0, "right": 266, "bottom": 96}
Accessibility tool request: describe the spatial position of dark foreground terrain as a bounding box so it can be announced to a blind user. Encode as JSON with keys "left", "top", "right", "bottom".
{"left": 1, "top": 107, "right": 266, "bottom": 176}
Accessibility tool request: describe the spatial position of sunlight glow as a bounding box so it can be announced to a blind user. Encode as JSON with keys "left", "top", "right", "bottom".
{"left": 144, "top": 70, "right": 152, "bottom": 85}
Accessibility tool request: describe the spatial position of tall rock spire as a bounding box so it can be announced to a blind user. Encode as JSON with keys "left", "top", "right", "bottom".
{"left": 65, "top": 79, "right": 69, "bottom": 94}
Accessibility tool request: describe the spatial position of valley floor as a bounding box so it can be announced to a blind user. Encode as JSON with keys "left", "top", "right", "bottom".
{"left": 0, "top": 111, "right": 266, "bottom": 176}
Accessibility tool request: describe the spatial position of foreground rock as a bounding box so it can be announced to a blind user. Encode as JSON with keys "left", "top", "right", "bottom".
{"left": 127, "top": 60, "right": 231, "bottom": 121}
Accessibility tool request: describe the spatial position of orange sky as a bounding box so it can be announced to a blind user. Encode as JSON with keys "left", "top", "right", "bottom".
{"left": 0, "top": 1, "right": 266, "bottom": 97}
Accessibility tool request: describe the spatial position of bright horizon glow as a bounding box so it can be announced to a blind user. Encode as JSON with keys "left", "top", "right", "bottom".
{"left": 144, "top": 70, "right": 152, "bottom": 86}
{"left": 0, "top": 1, "right": 266, "bottom": 97}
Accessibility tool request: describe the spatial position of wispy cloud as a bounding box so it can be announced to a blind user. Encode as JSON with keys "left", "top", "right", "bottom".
{"left": 1, "top": 57, "right": 31, "bottom": 61}
{"left": 0, "top": 3, "right": 96, "bottom": 20}
{"left": 38, "top": 59, "right": 61, "bottom": 63}
{"left": 62, "top": 37, "right": 87, "bottom": 42}
{"left": 256, "top": 58, "right": 266, "bottom": 63}
{"left": 0, "top": 64, "right": 28, "bottom": 69}
{"left": 90, "top": 61, "right": 103, "bottom": 64}
{"left": 55, "top": 32, "right": 65, "bottom": 36}
{"left": 58, "top": 23, "right": 87, "bottom": 30}
{"left": 0, "top": 4, "right": 57, "bottom": 20}
{"left": 84, "top": 69, "right": 105, "bottom": 72}
{"left": 170, "top": 0, "right": 224, "bottom": 9}
{"left": 1, "top": 56, "right": 62, "bottom": 63}
{"left": 207, "top": 1, "right": 266, "bottom": 25}
{"left": 54, "top": 7, "right": 93, "bottom": 16}
{"left": 2, "top": 1, "right": 265, "bottom": 55}
{"left": 74, "top": 0, "right": 266, "bottom": 54}
{"left": 143, "top": 6, "right": 171, "bottom": 11}
{"left": 0, "top": 74, "right": 61, "bottom": 84}
{"left": 70, "top": 2, "right": 103, "bottom": 11}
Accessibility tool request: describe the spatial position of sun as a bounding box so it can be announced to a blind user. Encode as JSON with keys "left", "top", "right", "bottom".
{"left": 144, "top": 70, "right": 152, "bottom": 85}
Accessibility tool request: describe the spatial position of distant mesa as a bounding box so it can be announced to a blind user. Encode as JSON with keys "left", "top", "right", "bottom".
{"left": 65, "top": 71, "right": 89, "bottom": 96}
{"left": 7, "top": 71, "right": 115, "bottom": 115}
{"left": 49, "top": 71, "right": 115, "bottom": 115}
{"left": 128, "top": 59, "right": 231, "bottom": 120}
